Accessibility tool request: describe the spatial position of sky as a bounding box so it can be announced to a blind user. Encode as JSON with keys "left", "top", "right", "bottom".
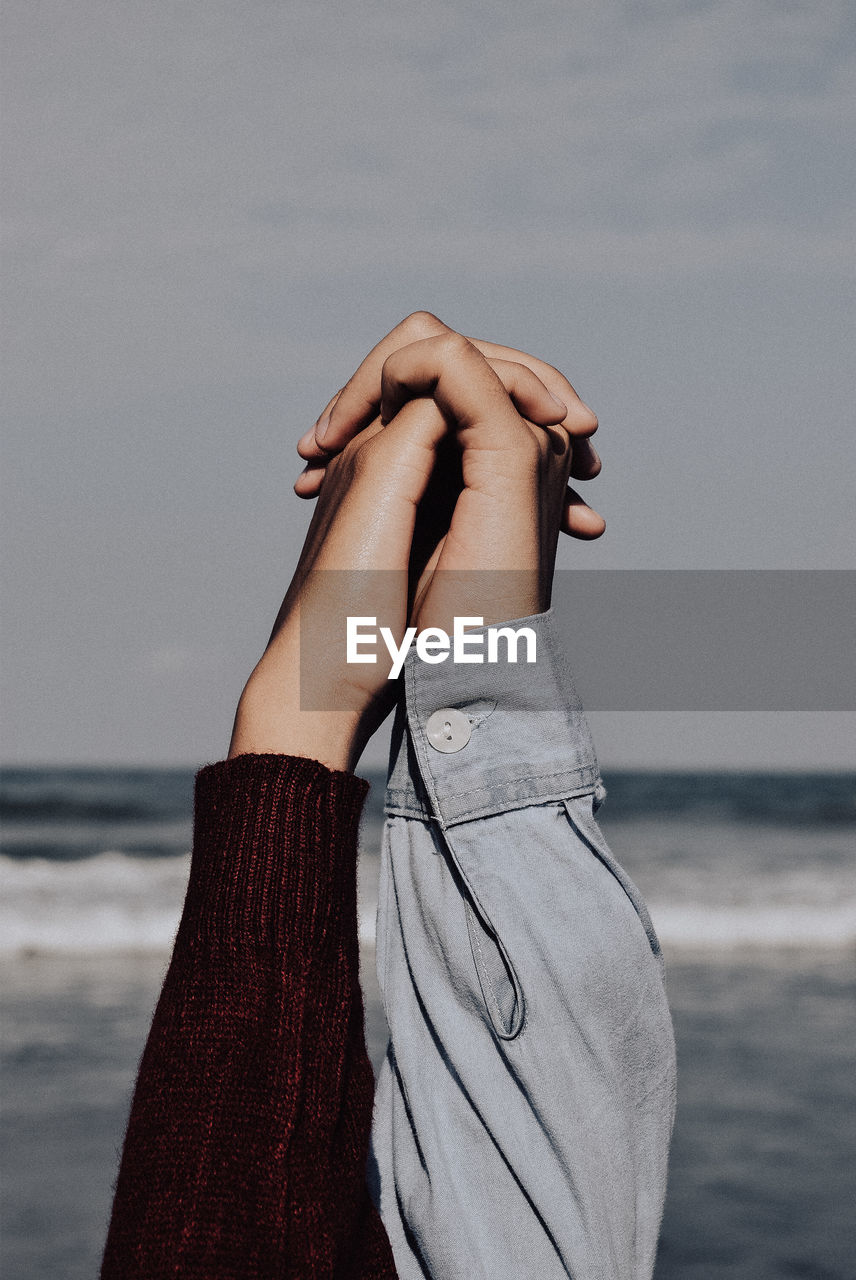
{"left": 2, "top": 0, "right": 854, "bottom": 769}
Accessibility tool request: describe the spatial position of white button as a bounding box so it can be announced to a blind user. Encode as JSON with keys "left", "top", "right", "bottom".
{"left": 426, "top": 708, "right": 471, "bottom": 753}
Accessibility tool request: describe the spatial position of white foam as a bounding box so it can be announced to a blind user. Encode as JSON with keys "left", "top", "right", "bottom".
{"left": 359, "top": 906, "right": 376, "bottom": 946}
{"left": 0, "top": 851, "right": 189, "bottom": 955}
{"left": 649, "top": 903, "right": 856, "bottom": 949}
{"left": 3, "top": 854, "right": 855, "bottom": 955}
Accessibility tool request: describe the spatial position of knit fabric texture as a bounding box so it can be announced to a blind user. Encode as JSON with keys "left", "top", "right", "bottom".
{"left": 100, "top": 753, "right": 398, "bottom": 1279}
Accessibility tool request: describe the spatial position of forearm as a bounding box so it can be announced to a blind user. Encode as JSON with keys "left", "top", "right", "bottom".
{"left": 101, "top": 753, "right": 396, "bottom": 1279}
{"left": 229, "top": 659, "right": 364, "bottom": 774}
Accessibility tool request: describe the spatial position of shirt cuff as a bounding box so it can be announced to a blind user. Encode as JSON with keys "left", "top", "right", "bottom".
{"left": 385, "top": 608, "right": 603, "bottom": 828}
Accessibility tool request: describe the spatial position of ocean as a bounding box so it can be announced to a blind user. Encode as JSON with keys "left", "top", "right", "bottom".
{"left": 2, "top": 767, "right": 854, "bottom": 1278}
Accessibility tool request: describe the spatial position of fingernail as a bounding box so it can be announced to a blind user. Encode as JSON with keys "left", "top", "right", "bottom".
{"left": 316, "top": 408, "right": 332, "bottom": 443}
{"left": 548, "top": 391, "right": 567, "bottom": 413}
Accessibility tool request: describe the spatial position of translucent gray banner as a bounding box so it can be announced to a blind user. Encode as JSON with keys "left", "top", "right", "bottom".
{"left": 550, "top": 570, "right": 853, "bottom": 711}
{"left": 297, "top": 570, "right": 854, "bottom": 711}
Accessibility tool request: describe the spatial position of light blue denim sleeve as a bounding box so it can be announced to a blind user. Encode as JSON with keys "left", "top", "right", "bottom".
{"left": 369, "top": 609, "right": 676, "bottom": 1280}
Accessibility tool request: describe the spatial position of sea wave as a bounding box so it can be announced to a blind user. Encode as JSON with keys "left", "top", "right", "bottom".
{"left": 596, "top": 771, "right": 856, "bottom": 826}
{"left": 649, "top": 903, "right": 856, "bottom": 949}
{"left": 2, "top": 852, "right": 854, "bottom": 957}
{"left": 0, "top": 768, "right": 196, "bottom": 825}
{"left": 0, "top": 852, "right": 190, "bottom": 955}
{"left": 3, "top": 768, "right": 854, "bottom": 828}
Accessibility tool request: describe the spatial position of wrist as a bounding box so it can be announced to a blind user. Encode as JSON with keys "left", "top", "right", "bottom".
{"left": 228, "top": 667, "right": 364, "bottom": 773}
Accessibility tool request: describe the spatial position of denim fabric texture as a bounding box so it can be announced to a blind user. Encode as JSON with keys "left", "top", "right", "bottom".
{"left": 369, "top": 610, "right": 677, "bottom": 1279}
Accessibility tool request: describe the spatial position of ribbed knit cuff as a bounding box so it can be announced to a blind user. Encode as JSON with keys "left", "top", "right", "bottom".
{"left": 176, "top": 753, "right": 370, "bottom": 964}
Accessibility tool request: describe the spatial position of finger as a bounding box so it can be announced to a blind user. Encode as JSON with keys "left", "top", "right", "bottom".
{"left": 468, "top": 338, "right": 599, "bottom": 439}
{"left": 293, "top": 356, "right": 567, "bottom": 491}
{"left": 562, "top": 487, "right": 606, "bottom": 539}
{"left": 315, "top": 311, "right": 451, "bottom": 451}
{"left": 296, "top": 408, "right": 414, "bottom": 500}
{"left": 379, "top": 353, "right": 566, "bottom": 429}
{"left": 296, "top": 430, "right": 330, "bottom": 464}
{"left": 294, "top": 356, "right": 593, "bottom": 493}
{"left": 294, "top": 464, "right": 327, "bottom": 498}
{"left": 299, "top": 350, "right": 566, "bottom": 477}
{"left": 476, "top": 358, "right": 567, "bottom": 425}
{"left": 298, "top": 390, "right": 343, "bottom": 461}
{"left": 294, "top": 355, "right": 573, "bottom": 499}
{"left": 570, "top": 437, "right": 602, "bottom": 481}
{"left": 378, "top": 333, "right": 541, "bottom": 444}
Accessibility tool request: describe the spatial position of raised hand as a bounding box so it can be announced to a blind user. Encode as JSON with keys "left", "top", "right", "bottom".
{"left": 229, "top": 316, "right": 603, "bottom": 772}
{"left": 229, "top": 329, "right": 570, "bottom": 770}
{"left": 294, "top": 312, "right": 604, "bottom": 542}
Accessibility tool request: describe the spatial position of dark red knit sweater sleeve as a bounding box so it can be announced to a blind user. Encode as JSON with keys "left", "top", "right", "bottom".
{"left": 101, "top": 753, "right": 397, "bottom": 1279}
